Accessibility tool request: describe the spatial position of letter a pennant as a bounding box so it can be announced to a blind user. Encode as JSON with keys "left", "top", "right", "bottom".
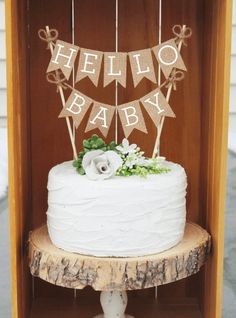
{"left": 85, "top": 102, "right": 115, "bottom": 137}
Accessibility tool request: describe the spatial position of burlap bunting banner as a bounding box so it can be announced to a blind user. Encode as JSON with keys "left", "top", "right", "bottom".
{"left": 85, "top": 102, "right": 115, "bottom": 137}
{"left": 58, "top": 86, "right": 176, "bottom": 133}
{"left": 140, "top": 88, "right": 175, "bottom": 127}
{"left": 118, "top": 101, "right": 147, "bottom": 138}
{"left": 152, "top": 39, "right": 186, "bottom": 79}
{"left": 39, "top": 25, "right": 192, "bottom": 160}
{"left": 59, "top": 90, "right": 92, "bottom": 128}
{"left": 76, "top": 48, "right": 103, "bottom": 86}
{"left": 104, "top": 52, "right": 127, "bottom": 87}
{"left": 42, "top": 26, "right": 191, "bottom": 88}
{"left": 47, "top": 40, "right": 79, "bottom": 80}
{"left": 128, "top": 49, "right": 156, "bottom": 87}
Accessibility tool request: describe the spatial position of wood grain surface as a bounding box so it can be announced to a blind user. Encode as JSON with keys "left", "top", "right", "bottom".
{"left": 29, "top": 223, "right": 211, "bottom": 291}
{"left": 6, "top": 0, "right": 231, "bottom": 317}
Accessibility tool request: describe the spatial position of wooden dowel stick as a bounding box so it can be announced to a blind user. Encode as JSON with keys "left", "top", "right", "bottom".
{"left": 71, "top": 0, "right": 76, "bottom": 143}
{"left": 115, "top": 0, "right": 119, "bottom": 144}
{"left": 156, "top": 0, "right": 162, "bottom": 159}
{"left": 152, "top": 25, "right": 186, "bottom": 158}
{"left": 45, "top": 26, "right": 78, "bottom": 160}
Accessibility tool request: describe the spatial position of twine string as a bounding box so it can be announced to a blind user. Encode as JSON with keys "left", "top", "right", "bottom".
{"left": 172, "top": 24, "right": 192, "bottom": 46}
{"left": 46, "top": 70, "right": 68, "bottom": 92}
{"left": 165, "top": 69, "right": 185, "bottom": 91}
{"left": 38, "top": 28, "right": 59, "bottom": 49}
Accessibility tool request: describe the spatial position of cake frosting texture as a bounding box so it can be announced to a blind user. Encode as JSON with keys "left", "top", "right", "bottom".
{"left": 47, "top": 161, "right": 187, "bottom": 257}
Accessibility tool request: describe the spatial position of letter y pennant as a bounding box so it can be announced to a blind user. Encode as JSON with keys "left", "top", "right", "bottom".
{"left": 140, "top": 88, "right": 175, "bottom": 127}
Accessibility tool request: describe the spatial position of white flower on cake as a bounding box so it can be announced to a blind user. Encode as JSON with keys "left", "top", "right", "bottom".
{"left": 145, "top": 156, "right": 166, "bottom": 166}
{"left": 82, "top": 149, "right": 122, "bottom": 180}
{"left": 73, "top": 135, "right": 170, "bottom": 178}
{"left": 124, "top": 153, "right": 147, "bottom": 168}
{"left": 116, "top": 138, "right": 137, "bottom": 155}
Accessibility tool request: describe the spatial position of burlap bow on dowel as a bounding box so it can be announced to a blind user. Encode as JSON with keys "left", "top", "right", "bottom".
{"left": 152, "top": 25, "right": 192, "bottom": 158}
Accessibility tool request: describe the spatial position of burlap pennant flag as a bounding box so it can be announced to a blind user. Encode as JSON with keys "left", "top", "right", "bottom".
{"left": 118, "top": 101, "right": 147, "bottom": 138}
{"left": 47, "top": 40, "right": 79, "bottom": 80}
{"left": 104, "top": 52, "right": 127, "bottom": 87}
{"left": 59, "top": 90, "right": 92, "bottom": 128}
{"left": 140, "top": 88, "right": 175, "bottom": 127}
{"left": 128, "top": 49, "right": 156, "bottom": 87}
{"left": 152, "top": 39, "right": 186, "bottom": 79}
{"left": 85, "top": 102, "right": 115, "bottom": 137}
{"left": 76, "top": 48, "right": 103, "bottom": 86}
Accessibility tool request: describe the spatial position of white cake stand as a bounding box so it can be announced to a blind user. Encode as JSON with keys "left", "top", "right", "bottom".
{"left": 29, "top": 223, "right": 211, "bottom": 318}
{"left": 94, "top": 291, "right": 134, "bottom": 318}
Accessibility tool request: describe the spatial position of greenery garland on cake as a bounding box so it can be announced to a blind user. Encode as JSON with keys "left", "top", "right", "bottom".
{"left": 73, "top": 135, "right": 170, "bottom": 180}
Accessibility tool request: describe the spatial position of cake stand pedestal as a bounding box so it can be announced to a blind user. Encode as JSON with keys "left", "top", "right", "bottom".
{"left": 93, "top": 291, "right": 134, "bottom": 318}
{"left": 29, "top": 223, "right": 211, "bottom": 318}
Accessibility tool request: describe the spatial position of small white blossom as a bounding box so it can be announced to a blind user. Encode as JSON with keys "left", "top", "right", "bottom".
{"left": 156, "top": 156, "right": 166, "bottom": 163}
{"left": 116, "top": 138, "right": 137, "bottom": 155}
{"left": 145, "top": 156, "right": 166, "bottom": 167}
{"left": 124, "top": 153, "right": 138, "bottom": 168}
{"left": 136, "top": 156, "right": 149, "bottom": 166}
{"left": 123, "top": 152, "right": 147, "bottom": 168}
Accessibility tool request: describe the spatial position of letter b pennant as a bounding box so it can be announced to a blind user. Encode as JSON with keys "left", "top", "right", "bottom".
{"left": 118, "top": 101, "right": 147, "bottom": 138}
{"left": 59, "top": 90, "right": 92, "bottom": 128}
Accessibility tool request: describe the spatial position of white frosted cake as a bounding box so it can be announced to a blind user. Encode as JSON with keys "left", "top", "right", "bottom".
{"left": 47, "top": 160, "right": 187, "bottom": 257}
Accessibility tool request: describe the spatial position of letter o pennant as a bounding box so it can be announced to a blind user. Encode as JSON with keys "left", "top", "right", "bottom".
{"left": 153, "top": 39, "right": 186, "bottom": 79}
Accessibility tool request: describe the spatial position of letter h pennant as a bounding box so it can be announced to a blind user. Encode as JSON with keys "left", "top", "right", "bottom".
{"left": 47, "top": 40, "right": 79, "bottom": 80}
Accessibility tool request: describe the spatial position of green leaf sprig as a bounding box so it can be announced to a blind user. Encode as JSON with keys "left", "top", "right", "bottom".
{"left": 73, "top": 135, "right": 117, "bottom": 175}
{"left": 73, "top": 135, "right": 170, "bottom": 177}
{"left": 116, "top": 164, "right": 170, "bottom": 177}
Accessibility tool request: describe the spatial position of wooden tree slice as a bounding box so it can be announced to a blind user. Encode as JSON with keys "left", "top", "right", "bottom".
{"left": 29, "top": 223, "right": 211, "bottom": 291}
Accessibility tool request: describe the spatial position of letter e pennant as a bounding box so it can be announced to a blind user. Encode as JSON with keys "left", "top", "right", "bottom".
{"left": 76, "top": 49, "right": 103, "bottom": 86}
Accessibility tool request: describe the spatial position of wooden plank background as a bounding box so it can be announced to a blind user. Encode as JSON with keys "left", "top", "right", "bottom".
{"left": 0, "top": 0, "right": 7, "bottom": 127}
{"left": 7, "top": 0, "right": 231, "bottom": 316}
{"left": 29, "top": 0, "right": 203, "bottom": 224}
{"left": 27, "top": 0, "right": 204, "bottom": 306}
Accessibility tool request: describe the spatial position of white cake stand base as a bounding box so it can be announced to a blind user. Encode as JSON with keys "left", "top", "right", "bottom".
{"left": 93, "top": 291, "right": 134, "bottom": 318}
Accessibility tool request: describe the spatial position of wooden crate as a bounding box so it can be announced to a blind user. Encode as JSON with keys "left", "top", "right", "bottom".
{"left": 6, "top": 0, "right": 231, "bottom": 317}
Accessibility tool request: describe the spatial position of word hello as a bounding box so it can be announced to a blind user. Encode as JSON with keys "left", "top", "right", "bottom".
{"left": 47, "top": 38, "right": 186, "bottom": 88}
